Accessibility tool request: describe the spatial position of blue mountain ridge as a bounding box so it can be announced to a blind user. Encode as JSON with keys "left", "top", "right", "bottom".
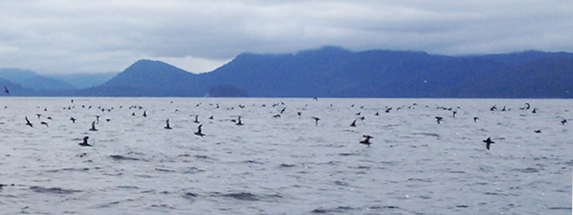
{"left": 3, "top": 46, "right": 573, "bottom": 98}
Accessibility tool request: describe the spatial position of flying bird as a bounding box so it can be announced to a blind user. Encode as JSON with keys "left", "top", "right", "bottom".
{"left": 312, "top": 117, "right": 320, "bottom": 126}
{"left": 70, "top": 117, "right": 76, "bottom": 123}
{"left": 164, "top": 119, "right": 172, "bottom": 129}
{"left": 4, "top": 86, "right": 9, "bottom": 94}
{"left": 89, "top": 121, "right": 98, "bottom": 131}
{"left": 25, "top": 116, "right": 33, "bottom": 127}
{"left": 435, "top": 116, "right": 443, "bottom": 124}
{"left": 79, "top": 136, "right": 92, "bottom": 147}
{"left": 193, "top": 115, "right": 200, "bottom": 123}
{"left": 40, "top": 121, "right": 49, "bottom": 127}
{"left": 561, "top": 119, "right": 567, "bottom": 125}
{"left": 350, "top": 119, "right": 356, "bottom": 127}
{"left": 194, "top": 124, "right": 205, "bottom": 137}
{"left": 483, "top": 137, "right": 494, "bottom": 150}
{"left": 360, "top": 135, "right": 373, "bottom": 147}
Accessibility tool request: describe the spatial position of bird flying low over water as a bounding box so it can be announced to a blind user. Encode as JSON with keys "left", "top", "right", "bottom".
{"left": 164, "top": 119, "right": 172, "bottom": 129}
{"left": 25, "top": 117, "right": 33, "bottom": 127}
{"left": 70, "top": 117, "right": 76, "bottom": 123}
{"left": 561, "top": 119, "right": 567, "bottom": 125}
{"left": 360, "top": 135, "right": 373, "bottom": 146}
{"left": 483, "top": 137, "right": 494, "bottom": 150}
{"left": 194, "top": 124, "right": 205, "bottom": 137}
{"left": 79, "top": 136, "right": 92, "bottom": 147}
{"left": 89, "top": 121, "right": 98, "bottom": 131}
{"left": 350, "top": 119, "right": 356, "bottom": 127}
{"left": 435, "top": 116, "right": 443, "bottom": 124}
{"left": 4, "top": 86, "right": 9, "bottom": 94}
{"left": 312, "top": 117, "right": 320, "bottom": 126}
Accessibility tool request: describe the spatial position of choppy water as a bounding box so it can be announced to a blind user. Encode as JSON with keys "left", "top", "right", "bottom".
{"left": 0, "top": 97, "right": 571, "bottom": 214}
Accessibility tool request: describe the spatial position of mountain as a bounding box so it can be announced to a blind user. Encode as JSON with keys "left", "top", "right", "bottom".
{"left": 9, "top": 46, "right": 572, "bottom": 98}
{"left": 0, "top": 77, "right": 36, "bottom": 96}
{"left": 0, "top": 69, "right": 77, "bottom": 91}
{"left": 48, "top": 72, "right": 117, "bottom": 89}
{"left": 78, "top": 60, "right": 204, "bottom": 96}
{"left": 199, "top": 47, "right": 573, "bottom": 98}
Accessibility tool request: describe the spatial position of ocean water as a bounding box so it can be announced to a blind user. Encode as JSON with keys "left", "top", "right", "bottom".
{"left": 0, "top": 97, "right": 571, "bottom": 215}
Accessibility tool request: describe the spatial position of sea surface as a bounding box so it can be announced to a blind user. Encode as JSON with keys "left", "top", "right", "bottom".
{"left": 0, "top": 97, "right": 571, "bottom": 215}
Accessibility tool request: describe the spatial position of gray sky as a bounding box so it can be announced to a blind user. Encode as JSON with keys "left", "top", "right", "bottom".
{"left": 1, "top": 0, "right": 572, "bottom": 74}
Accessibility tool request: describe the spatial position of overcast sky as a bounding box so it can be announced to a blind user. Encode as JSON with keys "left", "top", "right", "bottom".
{"left": 1, "top": 0, "right": 572, "bottom": 74}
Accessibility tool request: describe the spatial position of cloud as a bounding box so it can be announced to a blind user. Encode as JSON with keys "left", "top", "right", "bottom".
{"left": 0, "top": 0, "right": 571, "bottom": 74}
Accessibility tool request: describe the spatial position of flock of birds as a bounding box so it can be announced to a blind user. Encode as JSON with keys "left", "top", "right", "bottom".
{"left": 11, "top": 96, "right": 569, "bottom": 151}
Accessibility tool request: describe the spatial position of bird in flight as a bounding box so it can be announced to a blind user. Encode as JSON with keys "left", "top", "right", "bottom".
{"left": 483, "top": 137, "right": 494, "bottom": 150}
{"left": 25, "top": 116, "right": 33, "bottom": 127}
{"left": 194, "top": 124, "right": 205, "bottom": 137}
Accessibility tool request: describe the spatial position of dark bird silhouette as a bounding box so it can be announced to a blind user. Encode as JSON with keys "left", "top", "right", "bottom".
{"left": 375, "top": 112, "right": 379, "bottom": 116}
{"left": 193, "top": 115, "right": 200, "bottom": 123}
{"left": 297, "top": 112, "right": 302, "bottom": 117}
{"left": 385, "top": 107, "right": 392, "bottom": 113}
{"left": 236, "top": 116, "right": 243, "bottom": 126}
{"left": 312, "top": 117, "right": 320, "bottom": 126}
{"left": 435, "top": 116, "right": 443, "bottom": 124}
{"left": 89, "top": 121, "right": 98, "bottom": 131}
{"left": 532, "top": 108, "right": 538, "bottom": 114}
{"left": 194, "top": 124, "right": 205, "bottom": 137}
{"left": 79, "top": 136, "right": 92, "bottom": 147}
{"left": 534, "top": 129, "right": 541, "bottom": 133}
{"left": 40, "top": 121, "right": 48, "bottom": 127}
{"left": 350, "top": 119, "right": 356, "bottom": 127}
{"left": 561, "top": 119, "right": 567, "bottom": 125}
{"left": 452, "top": 111, "right": 457, "bottom": 118}
{"left": 273, "top": 114, "right": 281, "bottom": 118}
{"left": 209, "top": 115, "right": 214, "bottom": 120}
{"left": 25, "top": 117, "right": 33, "bottom": 127}
{"left": 70, "top": 117, "right": 76, "bottom": 123}
{"left": 36, "top": 114, "right": 42, "bottom": 119}
{"left": 4, "top": 86, "right": 9, "bottom": 94}
{"left": 280, "top": 107, "right": 286, "bottom": 114}
{"left": 164, "top": 119, "right": 172, "bottom": 129}
{"left": 359, "top": 135, "right": 373, "bottom": 146}
{"left": 524, "top": 102, "right": 531, "bottom": 110}
{"left": 473, "top": 117, "right": 479, "bottom": 123}
{"left": 490, "top": 105, "right": 497, "bottom": 111}
{"left": 483, "top": 137, "right": 494, "bottom": 150}
{"left": 143, "top": 111, "right": 147, "bottom": 117}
